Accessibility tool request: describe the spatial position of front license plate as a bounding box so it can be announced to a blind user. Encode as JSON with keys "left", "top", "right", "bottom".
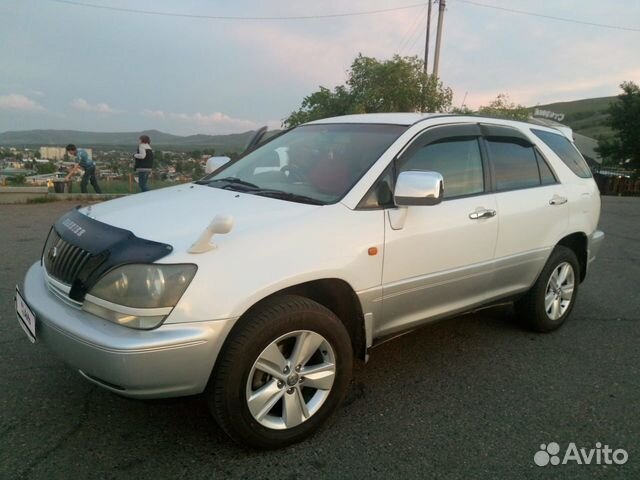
{"left": 15, "top": 286, "right": 36, "bottom": 343}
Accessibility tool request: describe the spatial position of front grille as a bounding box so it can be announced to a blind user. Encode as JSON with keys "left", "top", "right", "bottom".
{"left": 43, "top": 229, "right": 93, "bottom": 286}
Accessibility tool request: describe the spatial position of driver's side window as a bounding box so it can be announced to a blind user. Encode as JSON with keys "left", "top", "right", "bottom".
{"left": 398, "top": 137, "right": 484, "bottom": 199}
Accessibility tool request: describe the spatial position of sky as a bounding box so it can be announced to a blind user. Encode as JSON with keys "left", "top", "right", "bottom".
{"left": 1, "top": 0, "right": 639, "bottom": 135}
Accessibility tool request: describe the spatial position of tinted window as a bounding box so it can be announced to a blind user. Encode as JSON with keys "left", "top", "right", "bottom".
{"left": 400, "top": 138, "right": 484, "bottom": 198}
{"left": 532, "top": 129, "right": 592, "bottom": 178}
{"left": 486, "top": 138, "right": 540, "bottom": 191}
{"left": 536, "top": 151, "right": 556, "bottom": 185}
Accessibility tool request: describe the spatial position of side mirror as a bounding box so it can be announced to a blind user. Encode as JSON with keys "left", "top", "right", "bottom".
{"left": 205, "top": 156, "right": 231, "bottom": 174}
{"left": 394, "top": 171, "right": 444, "bottom": 206}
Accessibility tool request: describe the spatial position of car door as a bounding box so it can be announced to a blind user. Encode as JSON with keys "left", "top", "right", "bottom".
{"left": 378, "top": 124, "right": 499, "bottom": 338}
{"left": 480, "top": 124, "right": 569, "bottom": 296}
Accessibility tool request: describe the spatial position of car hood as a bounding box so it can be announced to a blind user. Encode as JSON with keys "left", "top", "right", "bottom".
{"left": 79, "top": 183, "right": 320, "bottom": 252}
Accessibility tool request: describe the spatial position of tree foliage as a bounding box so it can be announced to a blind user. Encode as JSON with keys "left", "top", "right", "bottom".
{"left": 35, "top": 162, "right": 56, "bottom": 174}
{"left": 477, "top": 93, "right": 529, "bottom": 120}
{"left": 192, "top": 161, "right": 204, "bottom": 179}
{"left": 596, "top": 81, "right": 640, "bottom": 166}
{"left": 8, "top": 175, "right": 26, "bottom": 185}
{"left": 284, "top": 54, "right": 453, "bottom": 127}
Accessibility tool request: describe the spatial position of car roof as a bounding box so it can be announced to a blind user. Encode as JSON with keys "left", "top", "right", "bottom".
{"left": 305, "top": 112, "right": 574, "bottom": 140}
{"left": 306, "top": 113, "right": 437, "bottom": 126}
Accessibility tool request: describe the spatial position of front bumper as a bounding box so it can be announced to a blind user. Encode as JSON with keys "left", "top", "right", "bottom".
{"left": 22, "top": 262, "right": 236, "bottom": 399}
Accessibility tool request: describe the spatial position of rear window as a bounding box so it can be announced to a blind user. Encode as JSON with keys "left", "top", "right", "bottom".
{"left": 531, "top": 129, "right": 592, "bottom": 178}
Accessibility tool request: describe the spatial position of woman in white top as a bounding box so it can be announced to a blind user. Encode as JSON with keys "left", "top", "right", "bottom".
{"left": 133, "top": 134, "right": 154, "bottom": 192}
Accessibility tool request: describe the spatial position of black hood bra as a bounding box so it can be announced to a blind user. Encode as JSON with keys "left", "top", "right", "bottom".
{"left": 42, "top": 208, "right": 173, "bottom": 301}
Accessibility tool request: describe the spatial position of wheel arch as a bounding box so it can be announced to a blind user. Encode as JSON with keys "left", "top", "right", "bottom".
{"left": 233, "top": 278, "right": 367, "bottom": 361}
{"left": 556, "top": 232, "right": 588, "bottom": 282}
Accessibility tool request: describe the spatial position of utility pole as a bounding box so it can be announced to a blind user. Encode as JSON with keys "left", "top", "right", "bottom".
{"left": 432, "top": 0, "right": 446, "bottom": 80}
{"left": 423, "top": 0, "right": 433, "bottom": 74}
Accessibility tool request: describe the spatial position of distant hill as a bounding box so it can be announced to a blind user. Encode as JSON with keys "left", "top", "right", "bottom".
{"left": 531, "top": 96, "right": 616, "bottom": 140}
{"left": 1, "top": 96, "right": 618, "bottom": 149}
{"left": 0, "top": 128, "right": 259, "bottom": 153}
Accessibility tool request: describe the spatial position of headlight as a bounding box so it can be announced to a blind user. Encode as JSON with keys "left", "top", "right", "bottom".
{"left": 83, "top": 264, "right": 197, "bottom": 329}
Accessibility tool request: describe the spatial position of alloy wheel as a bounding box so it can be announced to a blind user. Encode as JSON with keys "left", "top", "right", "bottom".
{"left": 246, "top": 330, "right": 336, "bottom": 430}
{"left": 544, "top": 261, "right": 575, "bottom": 321}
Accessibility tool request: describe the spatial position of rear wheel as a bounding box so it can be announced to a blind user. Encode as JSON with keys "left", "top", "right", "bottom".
{"left": 516, "top": 246, "right": 580, "bottom": 332}
{"left": 208, "top": 295, "right": 353, "bottom": 449}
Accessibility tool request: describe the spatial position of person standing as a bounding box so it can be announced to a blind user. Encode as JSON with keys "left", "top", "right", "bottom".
{"left": 65, "top": 144, "right": 102, "bottom": 193}
{"left": 133, "top": 135, "right": 154, "bottom": 192}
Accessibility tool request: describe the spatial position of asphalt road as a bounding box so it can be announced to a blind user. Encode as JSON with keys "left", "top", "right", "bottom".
{"left": 1, "top": 197, "right": 638, "bottom": 479}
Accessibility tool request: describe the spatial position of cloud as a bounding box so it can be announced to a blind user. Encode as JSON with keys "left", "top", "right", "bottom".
{"left": 170, "top": 111, "right": 272, "bottom": 134}
{"left": 171, "top": 111, "right": 257, "bottom": 130}
{"left": 142, "top": 109, "right": 166, "bottom": 119}
{"left": 141, "top": 108, "right": 281, "bottom": 134}
{"left": 226, "top": 6, "right": 420, "bottom": 89}
{"left": 70, "top": 98, "right": 116, "bottom": 113}
{"left": 0, "top": 94, "right": 45, "bottom": 111}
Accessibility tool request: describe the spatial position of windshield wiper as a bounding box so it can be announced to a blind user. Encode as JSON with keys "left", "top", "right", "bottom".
{"left": 253, "top": 189, "right": 325, "bottom": 205}
{"left": 203, "top": 178, "right": 324, "bottom": 204}
{"left": 204, "top": 177, "right": 260, "bottom": 190}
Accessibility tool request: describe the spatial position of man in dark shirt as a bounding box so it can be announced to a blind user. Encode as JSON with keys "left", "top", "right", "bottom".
{"left": 65, "top": 144, "right": 102, "bottom": 193}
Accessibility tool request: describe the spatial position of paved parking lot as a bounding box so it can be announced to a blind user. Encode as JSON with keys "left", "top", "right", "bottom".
{"left": 1, "top": 197, "right": 638, "bottom": 479}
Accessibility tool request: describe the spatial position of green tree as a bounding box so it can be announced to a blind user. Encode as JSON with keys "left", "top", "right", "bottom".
{"left": 154, "top": 150, "right": 167, "bottom": 166}
{"left": 477, "top": 94, "right": 529, "bottom": 120}
{"left": 35, "top": 162, "right": 56, "bottom": 174}
{"left": 192, "top": 162, "right": 204, "bottom": 179}
{"left": 8, "top": 175, "right": 26, "bottom": 185}
{"left": 285, "top": 54, "right": 453, "bottom": 127}
{"left": 596, "top": 81, "right": 640, "bottom": 167}
{"left": 108, "top": 160, "right": 120, "bottom": 174}
{"left": 450, "top": 105, "right": 475, "bottom": 115}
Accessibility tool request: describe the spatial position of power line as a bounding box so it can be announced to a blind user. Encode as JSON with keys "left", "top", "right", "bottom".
{"left": 398, "top": 6, "right": 428, "bottom": 55}
{"left": 453, "top": 0, "right": 640, "bottom": 33}
{"left": 404, "top": 9, "right": 431, "bottom": 56}
{"left": 42, "top": 0, "right": 640, "bottom": 32}
{"left": 45, "top": 0, "right": 427, "bottom": 20}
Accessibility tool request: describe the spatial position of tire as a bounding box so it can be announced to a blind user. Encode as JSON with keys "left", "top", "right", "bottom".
{"left": 207, "top": 295, "right": 353, "bottom": 449}
{"left": 515, "top": 245, "right": 580, "bottom": 332}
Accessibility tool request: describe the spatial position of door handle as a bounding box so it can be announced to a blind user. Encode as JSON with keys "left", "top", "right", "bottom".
{"left": 469, "top": 208, "right": 496, "bottom": 220}
{"left": 549, "top": 195, "right": 568, "bottom": 205}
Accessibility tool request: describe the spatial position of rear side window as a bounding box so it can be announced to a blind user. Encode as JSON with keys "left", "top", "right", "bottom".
{"left": 399, "top": 138, "right": 484, "bottom": 198}
{"left": 531, "top": 129, "right": 592, "bottom": 178}
{"left": 486, "top": 138, "right": 540, "bottom": 191}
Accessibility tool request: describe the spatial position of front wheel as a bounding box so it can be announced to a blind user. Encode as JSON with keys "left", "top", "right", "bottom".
{"left": 515, "top": 245, "right": 580, "bottom": 332}
{"left": 207, "top": 295, "right": 353, "bottom": 449}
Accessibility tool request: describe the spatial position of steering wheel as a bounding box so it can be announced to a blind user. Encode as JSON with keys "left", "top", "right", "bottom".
{"left": 280, "top": 164, "right": 306, "bottom": 182}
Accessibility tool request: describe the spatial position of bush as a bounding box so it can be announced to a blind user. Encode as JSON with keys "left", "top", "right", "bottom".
{"left": 7, "top": 175, "right": 26, "bottom": 185}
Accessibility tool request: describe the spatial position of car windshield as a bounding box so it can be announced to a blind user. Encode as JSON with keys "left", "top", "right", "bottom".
{"left": 199, "top": 123, "right": 407, "bottom": 204}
